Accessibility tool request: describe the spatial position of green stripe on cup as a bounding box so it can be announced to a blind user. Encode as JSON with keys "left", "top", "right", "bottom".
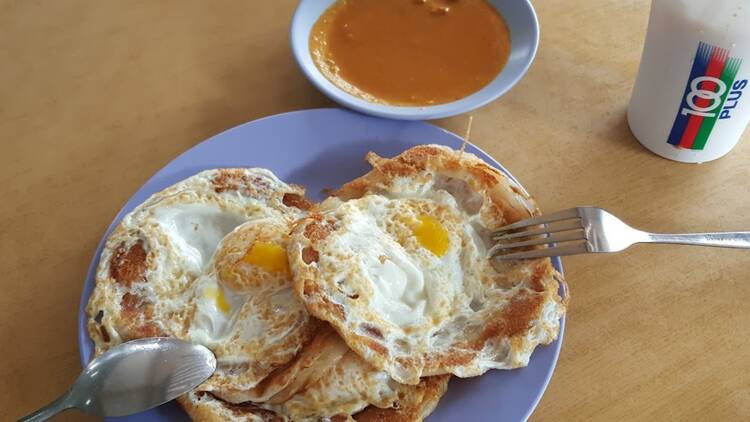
{"left": 693, "top": 58, "right": 742, "bottom": 150}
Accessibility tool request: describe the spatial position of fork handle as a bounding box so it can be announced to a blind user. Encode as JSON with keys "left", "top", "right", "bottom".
{"left": 647, "top": 232, "right": 750, "bottom": 249}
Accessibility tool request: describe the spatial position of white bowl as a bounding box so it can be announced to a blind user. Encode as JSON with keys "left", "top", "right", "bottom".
{"left": 290, "top": 0, "right": 539, "bottom": 120}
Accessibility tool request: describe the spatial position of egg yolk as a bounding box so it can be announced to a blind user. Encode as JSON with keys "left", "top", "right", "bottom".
{"left": 243, "top": 242, "right": 289, "bottom": 273}
{"left": 412, "top": 215, "right": 449, "bottom": 257}
{"left": 204, "top": 286, "right": 231, "bottom": 314}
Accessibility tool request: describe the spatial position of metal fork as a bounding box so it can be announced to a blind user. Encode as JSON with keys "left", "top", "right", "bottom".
{"left": 490, "top": 206, "right": 750, "bottom": 259}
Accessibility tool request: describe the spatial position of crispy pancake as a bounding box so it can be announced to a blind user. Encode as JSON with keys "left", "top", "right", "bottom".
{"left": 179, "top": 342, "right": 450, "bottom": 422}
{"left": 87, "top": 168, "right": 309, "bottom": 356}
{"left": 288, "top": 145, "right": 566, "bottom": 384}
{"left": 184, "top": 219, "right": 320, "bottom": 395}
{"left": 178, "top": 374, "right": 449, "bottom": 422}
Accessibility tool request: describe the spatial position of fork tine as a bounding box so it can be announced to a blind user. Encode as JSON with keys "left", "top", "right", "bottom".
{"left": 492, "top": 242, "right": 590, "bottom": 260}
{"left": 492, "top": 219, "right": 583, "bottom": 241}
{"left": 489, "top": 230, "right": 585, "bottom": 257}
{"left": 491, "top": 208, "right": 581, "bottom": 236}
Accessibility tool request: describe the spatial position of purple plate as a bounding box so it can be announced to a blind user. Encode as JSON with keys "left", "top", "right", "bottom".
{"left": 77, "top": 108, "right": 564, "bottom": 422}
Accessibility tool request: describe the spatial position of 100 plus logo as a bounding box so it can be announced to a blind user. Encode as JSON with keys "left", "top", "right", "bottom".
{"left": 668, "top": 42, "right": 746, "bottom": 150}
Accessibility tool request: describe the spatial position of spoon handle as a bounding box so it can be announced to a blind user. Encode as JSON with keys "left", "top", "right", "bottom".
{"left": 17, "top": 391, "right": 74, "bottom": 422}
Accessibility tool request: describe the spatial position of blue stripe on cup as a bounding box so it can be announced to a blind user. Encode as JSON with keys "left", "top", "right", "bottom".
{"left": 667, "top": 42, "right": 713, "bottom": 146}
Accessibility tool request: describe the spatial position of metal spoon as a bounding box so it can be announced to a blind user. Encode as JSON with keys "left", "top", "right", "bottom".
{"left": 18, "top": 337, "right": 216, "bottom": 422}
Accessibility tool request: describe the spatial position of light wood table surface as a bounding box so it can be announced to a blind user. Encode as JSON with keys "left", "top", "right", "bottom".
{"left": 2, "top": 1, "right": 749, "bottom": 421}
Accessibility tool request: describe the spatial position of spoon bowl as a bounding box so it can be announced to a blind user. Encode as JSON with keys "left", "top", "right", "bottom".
{"left": 19, "top": 338, "right": 215, "bottom": 421}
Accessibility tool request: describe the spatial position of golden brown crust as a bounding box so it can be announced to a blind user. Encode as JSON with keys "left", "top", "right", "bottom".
{"left": 300, "top": 247, "right": 319, "bottom": 264}
{"left": 178, "top": 393, "right": 281, "bottom": 422}
{"left": 302, "top": 214, "right": 337, "bottom": 242}
{"left": 211, "top": 169, "right": 274, "bottom": 198}
{"left": 118, "top": 291, "right": 165, "bottom": 339}
{"left": 334, "top": 145, "right": 536, "bottom": 226}
{"left": 282, "top": 193, "right": 314, "bottom": 211}
{"left": 354, "top": 375, "right": 450, "bottom": 422}
{"left": 109, "top": 240, "right": 147, "bottom": 287}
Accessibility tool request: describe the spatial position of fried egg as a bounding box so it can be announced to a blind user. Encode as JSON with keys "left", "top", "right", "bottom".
{"left": 86, "top": 168, "right": 309, "bottom": 355}
{"left": 186, "top": 219, "right": 318, "bottom": 395}
{"left": 288, "top": 145, "right": 566, "bottom": 385}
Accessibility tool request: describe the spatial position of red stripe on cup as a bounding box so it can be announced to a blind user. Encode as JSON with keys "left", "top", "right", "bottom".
{"left": 679, "top": 47, "right": 729, "bottom": 149}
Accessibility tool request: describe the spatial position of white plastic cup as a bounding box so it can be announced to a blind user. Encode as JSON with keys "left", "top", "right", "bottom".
{"left": 628, "top": 0, "right": 750, "bottom": 163}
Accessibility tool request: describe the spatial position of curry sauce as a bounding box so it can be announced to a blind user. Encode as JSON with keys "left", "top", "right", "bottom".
{"left": 310, "top": 0, "right": 510, "bottom": 106}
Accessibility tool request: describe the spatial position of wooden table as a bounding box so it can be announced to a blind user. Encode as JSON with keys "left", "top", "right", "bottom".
{"left": 2, "top": 1, "right": 749, "bottom": 421}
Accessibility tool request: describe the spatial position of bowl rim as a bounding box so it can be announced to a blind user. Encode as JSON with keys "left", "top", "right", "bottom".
{"left": 290, "top": 0, "right": 539, "bottom": 120}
